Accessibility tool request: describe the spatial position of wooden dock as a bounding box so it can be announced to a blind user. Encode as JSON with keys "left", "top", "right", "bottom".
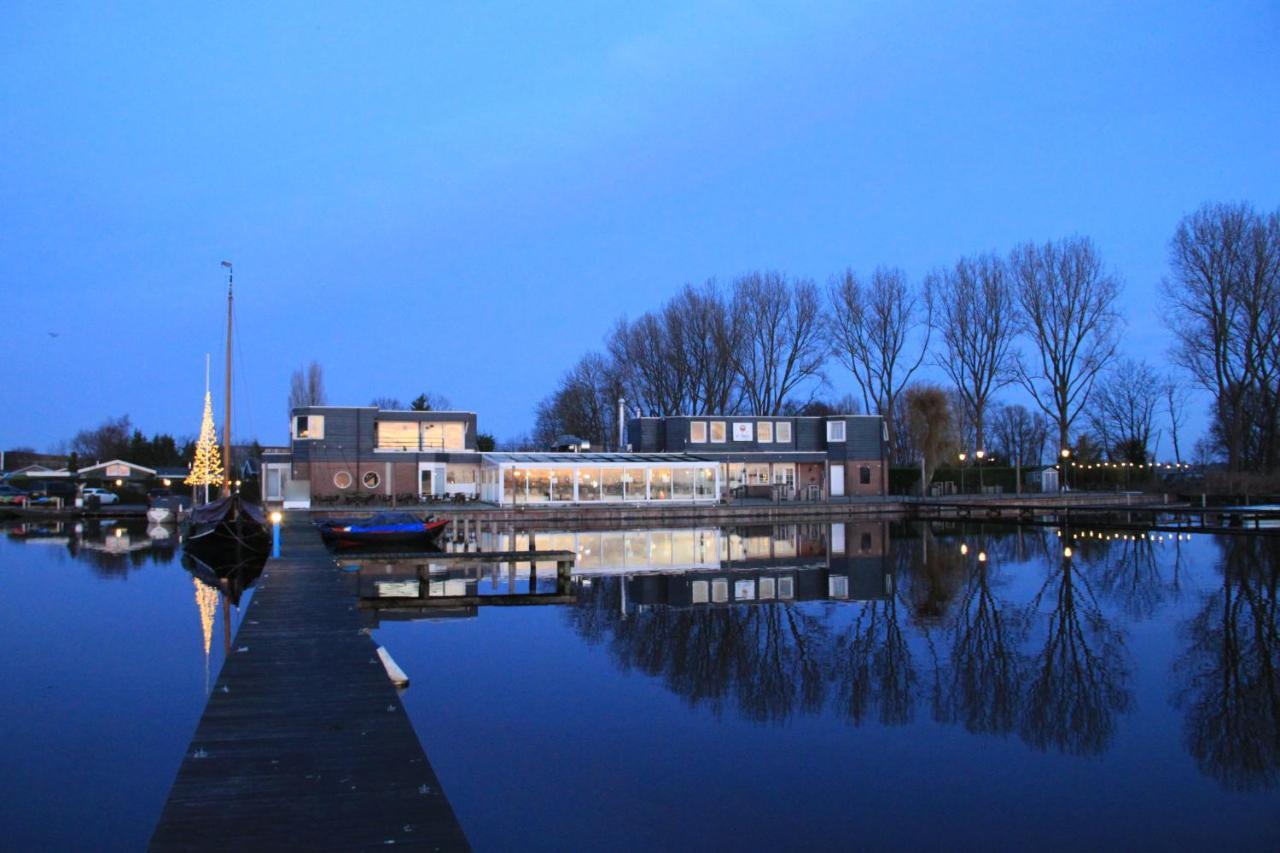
{"left": 149, "top": 516, "right": 469, "bottom": 851}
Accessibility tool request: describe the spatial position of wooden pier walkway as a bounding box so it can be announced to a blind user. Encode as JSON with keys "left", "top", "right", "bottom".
{"left": 149, "top": 516, "right": 469, "bottom": 851}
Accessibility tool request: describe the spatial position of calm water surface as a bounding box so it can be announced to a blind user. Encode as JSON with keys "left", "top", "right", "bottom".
{"left": 374, "top": 522, "right": 1280, "bottom": 851}
{"left": 3, "top": 518, "right": 1279, "bottom": 850}
{"left": 0, "top": 520, "right": 256, "bottom": 851}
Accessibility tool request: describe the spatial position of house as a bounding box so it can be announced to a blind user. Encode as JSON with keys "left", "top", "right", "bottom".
{"left": 261, "top": 407, "right": 481, "bottom": 508}
{"left": 262, "top": 404, "right": 889, "bottom": 508}
{"left": 625, "top": 414, "right": 888, "bottom": 499}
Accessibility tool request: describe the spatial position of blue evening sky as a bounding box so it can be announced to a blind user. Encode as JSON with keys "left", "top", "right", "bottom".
{"left": 2, "top": 2, "right": 1277, "bottom": 452}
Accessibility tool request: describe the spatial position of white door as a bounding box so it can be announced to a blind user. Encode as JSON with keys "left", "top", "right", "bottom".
{"left": 830, "top": 464, "right": 845, "bottom": 497}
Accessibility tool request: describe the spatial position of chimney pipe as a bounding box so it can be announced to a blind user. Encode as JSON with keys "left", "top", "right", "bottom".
{"left": 617, "top": 397, "right": 627, "bottom": 450}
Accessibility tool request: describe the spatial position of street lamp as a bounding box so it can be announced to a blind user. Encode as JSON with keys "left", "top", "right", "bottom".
{"left": 958, "top": 452, "right": 967, "bottom": 494}
{"left": 976, "top": 450, "right": 986, "bottom": 493}
{"left": 1060, "top": 448, "right": 1071, "bottom": 492}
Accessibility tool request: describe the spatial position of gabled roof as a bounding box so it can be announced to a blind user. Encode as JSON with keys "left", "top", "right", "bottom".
{"left": 77, "top": 459, "right": 157, "bottom": 476}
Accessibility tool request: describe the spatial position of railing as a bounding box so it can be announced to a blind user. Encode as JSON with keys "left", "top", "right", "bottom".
{"left": 374, "top": 436, "right": 451, "bottom": 451}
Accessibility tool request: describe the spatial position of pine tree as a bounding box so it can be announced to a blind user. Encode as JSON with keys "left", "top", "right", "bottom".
{"left": 185, "top": 390, "right": 224, "bottom": 495}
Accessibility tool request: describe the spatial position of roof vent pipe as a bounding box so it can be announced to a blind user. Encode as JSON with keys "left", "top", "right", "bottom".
{"left": 617, "top": 397, "right": 626, "bottom": 451}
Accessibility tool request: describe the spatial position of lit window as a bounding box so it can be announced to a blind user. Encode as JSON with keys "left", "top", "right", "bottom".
{"left": 294, "top": 414, "right": 324, "bottom": 440}
{"left": 776, "top": 422, "right": 792, "bottom": 443}
{"left": 690, "top": 421, "right": 707, "bottom": 443}
{"left": 692, "top": 580, "right": 709, "bottom": 604}
{"left": 376, "top": 420, "right": 417, "bottom": 450}
{"left": 710, "top": 421, "right": 727, "bottom": 443}
{"left": 333, "top": 470, "right": 352, "bottom": 489}
{"left": 362, "top": 471, "right": 381, "bottom": 489}
{"left": 733, "top": 422, "right": 753, "bottom": 441}
{"left": 827, "top": 421, "right": 846, "bottom": 442}
{"left": 711, "top": 579, "right": 729, "bottom": 603}
{"left": 757, "top": 422, "right": 773, "bottom": 443}
{"left": 734, "top": 579, "right": 755, "bottom": 600}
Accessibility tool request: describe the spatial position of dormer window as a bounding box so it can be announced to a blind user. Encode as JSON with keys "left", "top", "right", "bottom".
{"left": 757, "top": 422, "right": 773, "bottom": 443}
{"left": 826, "top": 421, "right": 846, "bottom": 442}
{"left": 690, "top": 421, "right": 708, "bottom": 443}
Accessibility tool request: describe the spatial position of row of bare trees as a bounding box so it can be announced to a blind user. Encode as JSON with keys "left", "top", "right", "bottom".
{"left": 532, "top": 203, "right": 1277, "bottom": 475}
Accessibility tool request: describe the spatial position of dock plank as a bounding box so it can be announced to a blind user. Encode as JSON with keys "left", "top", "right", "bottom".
{"left": 149, "top": 517, "right": 469, "bottom": 851}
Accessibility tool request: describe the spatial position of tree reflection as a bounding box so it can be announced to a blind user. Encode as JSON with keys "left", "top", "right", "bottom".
{"left": 1088, "top": 535, "right": 1179, "bottom": 619}
{"left": 569, "top": 579, "right": 831, "bottom": 723}
{"left": 1176, "top": 536, "right": 1280, "bottom": 791}
{"left": 567, "top": 524, "right": 1142, "bottom": 757}
{"left": 832, "top": 594, "right": 916, "bottom": 726}
{"left": 937, "top": 556, "right": 1028, "bottom": 736}
{"left": 1021, "top": 554, "right": 1130, "bottom": 756}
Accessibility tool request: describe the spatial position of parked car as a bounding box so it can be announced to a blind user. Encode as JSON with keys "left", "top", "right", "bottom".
{"left": 82, "top": 487, "right": 120, "bottom": 505}
{"left": 0, "top": 484, "right": 28, "bottom": 506}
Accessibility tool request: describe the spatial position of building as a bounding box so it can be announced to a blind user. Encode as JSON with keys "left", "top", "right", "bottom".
{"left": 626, "top": 414, "right": 888, "bottom": 499}
{"left": 262, "top": 405, "right": 888, "bottom": 508}
{"left": 262, "top": 406, "right": 480, "bottom": 508}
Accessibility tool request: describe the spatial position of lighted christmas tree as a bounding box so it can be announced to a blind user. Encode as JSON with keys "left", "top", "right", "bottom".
{"left": 185, "top": 389, "right": 224, "bottom": 497}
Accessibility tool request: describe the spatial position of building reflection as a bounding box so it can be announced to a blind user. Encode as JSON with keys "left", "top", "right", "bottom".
{"left": 567, "top": 522, "right": 1145, "bottom": 761}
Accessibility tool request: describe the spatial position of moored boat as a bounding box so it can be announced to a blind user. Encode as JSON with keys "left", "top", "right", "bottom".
{"left": 317, "top": 512, "right": 448, "bottom": 550}
{"left": 186, "top": 494, "right": 270, "bottom": 557}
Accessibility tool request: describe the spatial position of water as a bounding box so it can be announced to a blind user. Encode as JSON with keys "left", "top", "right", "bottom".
{"left": 0, "top": 520, "right": 259, "bottom": 851}
{"left": 373, "top": 523, "right": 1280, "bottom": 850}
{"left": 2, "top": 519, "right": 1279, "bottom": 850}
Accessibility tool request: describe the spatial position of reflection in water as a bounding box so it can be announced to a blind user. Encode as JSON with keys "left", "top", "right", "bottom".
{"left": 1021, "top": 553, "right": 1130, "bottom": 756}
{"left": 560, "top": 521, "right": 1280, "bottom": 791}
{"left": 936, "top": 541, "right": 1027, "bottom": 736}
{"left": 1176, "top": 535, "right": 1280, "bottom": 791}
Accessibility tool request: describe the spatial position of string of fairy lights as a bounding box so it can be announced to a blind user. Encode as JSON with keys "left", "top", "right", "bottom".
{"left": 954, "top": 528, "right": 1196, "bottom": 563}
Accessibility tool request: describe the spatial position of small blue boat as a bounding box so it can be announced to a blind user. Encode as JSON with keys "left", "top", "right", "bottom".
{"left": 317, "top": 512, "right": 449, "bottom": 549}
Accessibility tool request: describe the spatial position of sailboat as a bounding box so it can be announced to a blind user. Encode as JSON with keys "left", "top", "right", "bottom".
{"left": 184, "top": 261, "right": 270, "bottom": 561}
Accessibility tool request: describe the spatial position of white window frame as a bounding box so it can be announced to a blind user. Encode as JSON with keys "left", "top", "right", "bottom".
{"left": 776, "top": 422, "right": 792, "bottom": 443}
{"left": 827, "top": 420, "right": 846, "bottom": 442}
{"left": 689, "top": 421, "right": 708, "bottom": 444}
{"left": 732, "top": 422, "right": 753, "bottom": 442}
{"left": 710, "top": 421, "right": 727, "bottom": 443}
{"left": 293, "top": 414, "right": 324, "bottom": 440}
{"left": 757, "top": 422, "right": 773, "bottom": 443}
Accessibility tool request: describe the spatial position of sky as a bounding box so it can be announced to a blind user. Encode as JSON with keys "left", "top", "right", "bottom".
{"left": 2, "top": 2, "right": 1278, "bottom": 453}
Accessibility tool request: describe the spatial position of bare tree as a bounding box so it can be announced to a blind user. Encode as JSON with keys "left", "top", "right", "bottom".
{"left": 288, "top": 361, "right": 326, "bottom": 412}
{"left": 370, "top": 396, "right": 403, "bottom": 410}
{"left": 1163, "top": 203, "right": 1280, "bottom": 472}
{"left": 69, "top": 415, "right": 133, "bottom": 462}
{"left": 533, "top": 352, "right": 622, "bottom": 450}
{"left": 608, "top": 311, "right": 690, "bottom": 416}
{"left": 927, "top": 253, "right": 1018, "bottom": 451}
{"left": 676, "top": 280, "right": 744, "bottom": 414}
{"left": 1163, "top": 380, "right": 1189, "bottom": 464}
{"left": 732, "top": 272, "right": 827, "bottom": 415}
{"left": 1086, "top": 358, "right": 1161, "bottom": 463}
{"left": 991, "top": 403, "right": 1049, "bottom": 466}
{"left": 1009, "top": 237, "right": 1121, "bottom": 451}
{"left": 828, "top": 266, "right": 930, "bottom": 453}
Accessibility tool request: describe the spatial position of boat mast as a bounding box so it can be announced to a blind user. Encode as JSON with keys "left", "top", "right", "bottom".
{"left": 221, "top": 260, "right": 234, "bottom": 498}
